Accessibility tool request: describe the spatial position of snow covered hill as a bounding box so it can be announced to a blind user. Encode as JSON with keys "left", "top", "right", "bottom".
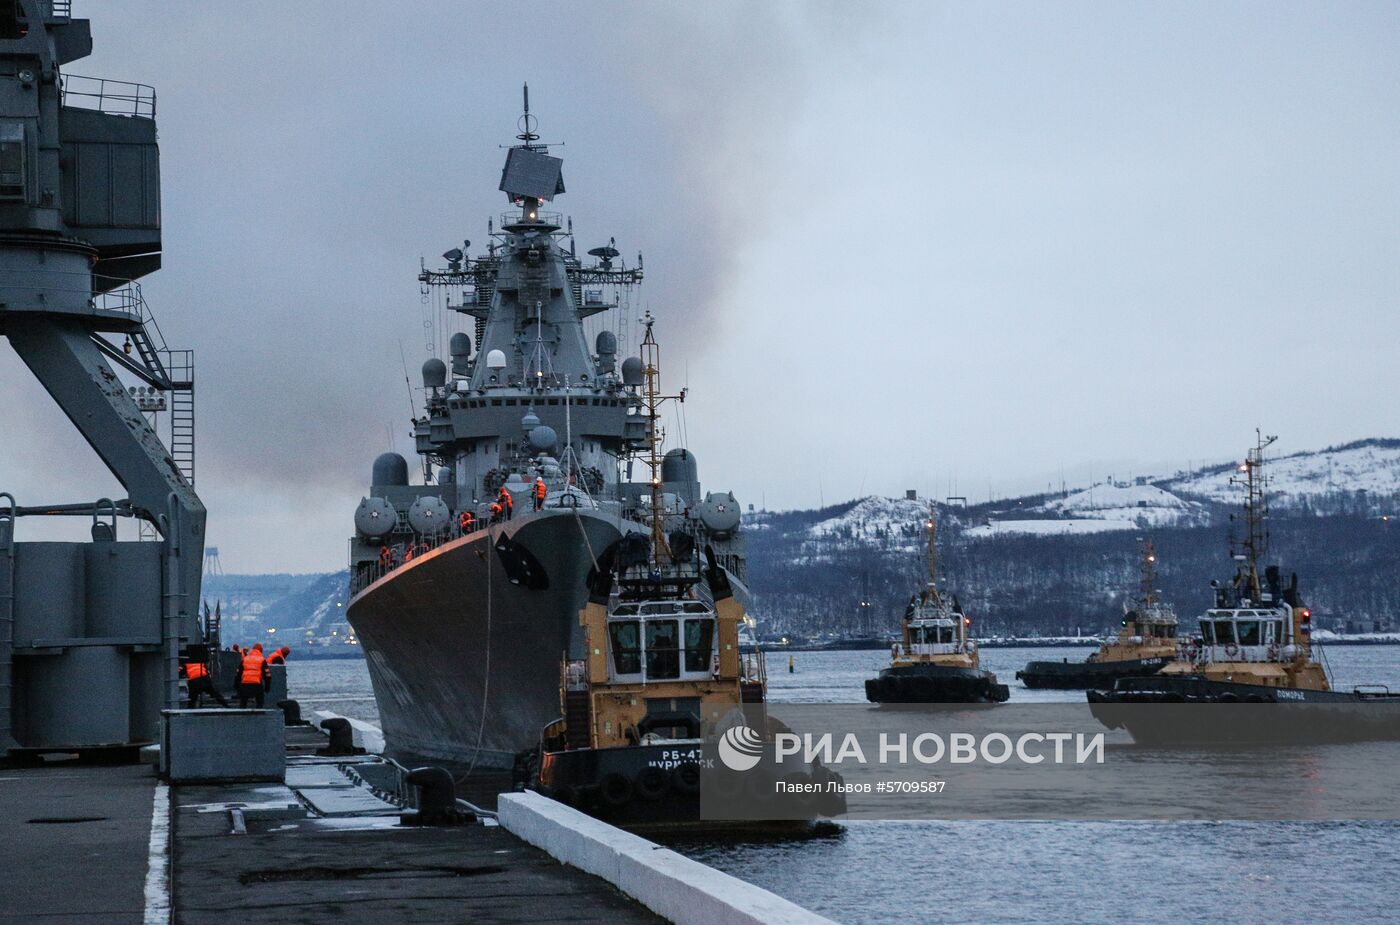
{"left": 967, "top": 482, "right": 1209, "bottom": 538}
{"left": 1164, "top": 439, "right": 1400, "bottom": 508}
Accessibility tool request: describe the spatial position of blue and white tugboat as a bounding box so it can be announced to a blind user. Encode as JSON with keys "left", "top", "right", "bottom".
{"left": 865, "top": 506, "right": 1009, "bottom": 704}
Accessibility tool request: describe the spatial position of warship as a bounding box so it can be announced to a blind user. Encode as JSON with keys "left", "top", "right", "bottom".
{"left": 864, "top": 505, "right": 1009, "bottom": 704}
{"left": 1089, "top": 434, "right": 1400, "bottom": 738}
{"left": 345, "top": 90, "right": 747, "bottom": 770}
{"left": 1016, "top": 538, "right": 1177, "bottom": 690}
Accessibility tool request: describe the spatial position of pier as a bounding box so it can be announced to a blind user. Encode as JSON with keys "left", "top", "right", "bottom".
{"left": 1, "top": 717, "right": 835, "bottom": 925}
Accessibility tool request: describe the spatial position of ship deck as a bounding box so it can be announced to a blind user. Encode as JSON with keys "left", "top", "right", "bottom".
{"left": 1, "top": 725, "right": 665, "bottom": 924}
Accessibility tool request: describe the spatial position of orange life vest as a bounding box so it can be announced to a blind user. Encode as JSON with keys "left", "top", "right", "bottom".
{"left": 240, "top": 650, "right": 265, "bottom": 684}
{"left": 459, "top": 511, "right": 474, "bottom": 530}
{"left": 185, "top": 661, "right": 208, "bottom": 680}
{"left": 533, "top": 480, "right": 546, "bottom": 500}
{"left": 268, "top": 652, "right": 285, "bottom": 665}
{"left": 498, "top": 488, "right": 513, "bottom": 509}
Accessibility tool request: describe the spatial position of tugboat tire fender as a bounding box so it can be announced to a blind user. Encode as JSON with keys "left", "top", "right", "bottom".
{"left": 600, "top": 772, "right": 633, "bottom": 808}
{"left": 671, "top": 762, "right": 702, "bottom": 795}
{"left": 1217, "top": 693, "right": 1240, "bottom": 703}
{"left": 636, "top": 766, "right": 669, "bottom": 801}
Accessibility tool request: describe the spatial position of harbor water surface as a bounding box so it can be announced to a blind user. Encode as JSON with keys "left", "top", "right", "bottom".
{"left": 288, "top": 646, "right": 1400, "bottom": 925}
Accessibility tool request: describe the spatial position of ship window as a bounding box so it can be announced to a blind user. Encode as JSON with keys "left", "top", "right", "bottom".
{"left": 683, "top": 619, "right": 714, "bottom": 672}
{"left": 491, "top": 399, "right": 502, "bottom": 407}
{"left": 1212, "top": 621, "right": 1236, "bottom": 645}
{"left": 608, "top": 621, "right": 641, "bottom": 675}
{"left": 1198, "top": 623, "right": 1215, "bottom": 644}
{"left": 1237, "top": 621, "right": 1260, "bottom": 646}
{"left": 506, "top": 399, "right": 517, "bottom": 406}
{"left": 645, "top": 620, "right": 680, "bottom": 680}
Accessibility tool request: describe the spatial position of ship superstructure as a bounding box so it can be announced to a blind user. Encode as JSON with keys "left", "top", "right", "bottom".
{"left": 345, "top": 90, "right": 746, "bottom": 769}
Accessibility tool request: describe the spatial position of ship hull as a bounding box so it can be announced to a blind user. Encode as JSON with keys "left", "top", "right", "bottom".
{"left": 1087, "top": 675, "right": 1400, "bottom": 743}
{"left": 537, "top": 742, "right": 847, "bottom": 830}
{"left": 346, "top": 509, "right": 636, "bottom": 770}
{"left": 865, "top": 664, "right": 1010, "bottom": 704}
{"left": 1016, "top": 656, "right": 1169, "bottom": 690}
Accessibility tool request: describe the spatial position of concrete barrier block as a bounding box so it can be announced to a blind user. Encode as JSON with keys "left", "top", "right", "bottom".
{"left": 161, "top": 709, "right": 284, "bottom": 783}
{"left": 497, "top": 791, "right": 838, "bottom": 925}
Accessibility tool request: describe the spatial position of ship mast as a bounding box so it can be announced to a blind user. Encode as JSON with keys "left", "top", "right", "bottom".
{"left": 1230, "top": 429, "right": 1276, "bottom": 600}
{"left": 1138, "top": 538, "right": 1157, "bottom": 607}
{"left": 923, "top": 503, "right": 942, "bottom": 607}
{"left": 638, "top": 313, "right": 685, "bottom": 566}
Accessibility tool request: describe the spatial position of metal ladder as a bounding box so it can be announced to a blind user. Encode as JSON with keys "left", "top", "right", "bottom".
{"left": 164, "top": 348, "right": 195, "bottom": 487}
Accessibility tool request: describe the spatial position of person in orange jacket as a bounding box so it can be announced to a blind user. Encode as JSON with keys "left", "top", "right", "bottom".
{"left": 497, "top": 485, "right": 514, "bottom": 521}
{"left": 268, "top": 646, "right": 291, "bottom": 666}
{"left": 238, "top": 642, "right": 268, "bottom": 708}
{"left": 488, "top": 501, "right": 503, "bottom": 524}
{"left": 532, "top": 477, "right": 547, "bottom": 511}
{"left": 182, "top": 651, "right": 228, "bottom": 708}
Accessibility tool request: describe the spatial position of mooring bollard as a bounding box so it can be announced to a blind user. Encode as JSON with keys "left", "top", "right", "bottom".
{"left": 277, "top": 699, "right": 310, "bottom": 726}
{"left": 316, "top": 717, "right": 364, "bottom": 756}
{"left": 401, "top": 766, "right": 471, "bottom": 826}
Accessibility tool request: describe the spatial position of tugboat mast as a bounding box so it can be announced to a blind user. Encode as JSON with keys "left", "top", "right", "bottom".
{"left": 1230, "top": 430, "right": 1277, "bottom": 600}
{"left": 1139, "top": 538, "right": 1157, "bottom": 607}
{"left": 638, "top": 313, "right": 685, "bottom": 566}
{"left": 923, "top": 503, "right": 942, "bottom": 607}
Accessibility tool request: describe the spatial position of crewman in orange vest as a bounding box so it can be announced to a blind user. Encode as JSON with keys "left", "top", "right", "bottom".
{"left": 238, "top": 642, "right": 268, "bottom": 708}
{"left": 489, "top": 501, "right": 502, "bottom": 524}
{"left": 378, "top": 545, "right": 391, "bottom": 570}
{"left": 497, "top": 485, "right": 514, "bottom": 521}
{"left": 459, "top": 510, "right": 475, "bottom": 534}
{"left": 182, "top": 651, "right": 228, "bottom": 708}
{"left": 268, "top": 646, "right": 291, "bottom": 666}
{"left": 533, "top": 477, "right": 547, "bottom": 511}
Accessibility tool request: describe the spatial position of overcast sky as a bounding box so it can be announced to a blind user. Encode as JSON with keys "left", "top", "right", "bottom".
{"left": 1, "top": 1, "right": 1397, "bottom": 573}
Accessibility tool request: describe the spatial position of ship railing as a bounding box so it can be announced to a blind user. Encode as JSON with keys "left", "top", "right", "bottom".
{"left": 60, "top": 73, "right": 157, "bottom": 118}
{"left": 499, "top": 210, "right": 562, "bottom": 228}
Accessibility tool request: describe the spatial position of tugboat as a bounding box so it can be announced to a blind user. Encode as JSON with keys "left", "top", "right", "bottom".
{"left": 865, "top": 506, "right": 1010, "bottom": 704}
{"left": 1017, "top": 539, "right": 1177, "bottom": 690}
{"left": 1089, "top": 433, "right": 1400, "bottom": 738}
{"left": 528, "top": 321, "right": 844, "bottom": 828}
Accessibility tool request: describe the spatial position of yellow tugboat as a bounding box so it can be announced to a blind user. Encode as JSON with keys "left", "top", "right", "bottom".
{"left": 865, "top": 505, "right": 1009, "bottom": 704}
{"left": 527, "top": 318, "right": 844, "bottom": 826}
{"left": 1017, "top": 539, "right": 1178, "bottom": 689}
{"left": 1090, "top": 433, "right": 1400, "bottom": 738}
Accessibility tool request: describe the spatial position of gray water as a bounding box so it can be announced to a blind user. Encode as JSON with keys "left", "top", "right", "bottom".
{"left": 287, "top": 647, "right": 1400, "bottom": 925}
